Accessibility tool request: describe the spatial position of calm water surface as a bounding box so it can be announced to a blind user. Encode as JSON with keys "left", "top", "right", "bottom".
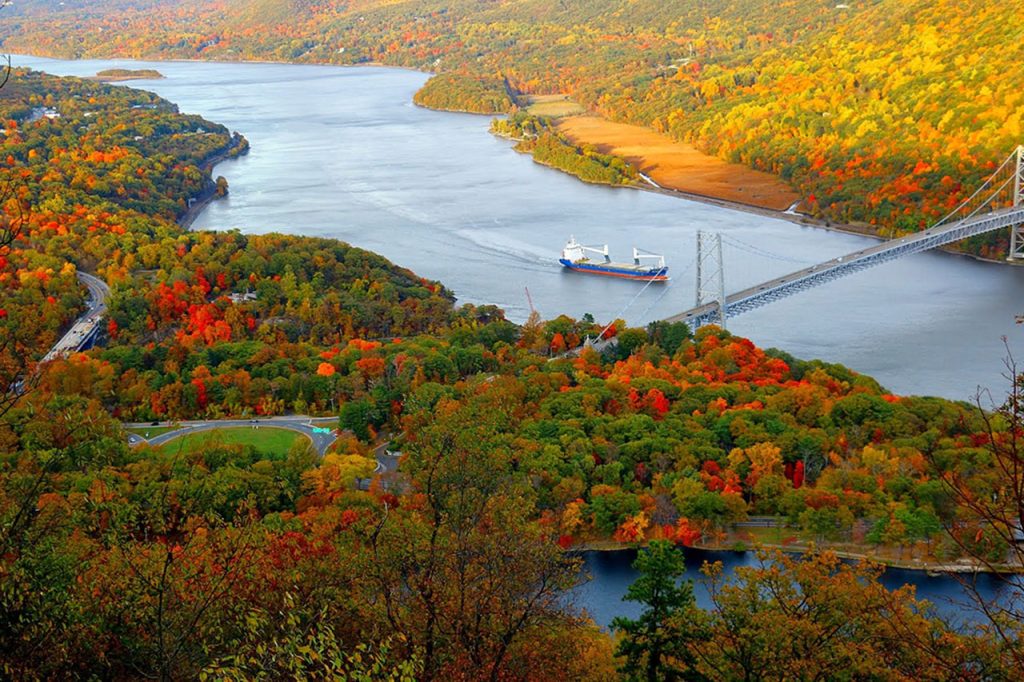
{"left": 575, "top": 549, "right": 1013, "bottom": 631}
{"left": 15, "top": 55, "right": 1024, "bottom": 401}
{"left": 15, "top": 54, "right": 1022, "bottom": 627}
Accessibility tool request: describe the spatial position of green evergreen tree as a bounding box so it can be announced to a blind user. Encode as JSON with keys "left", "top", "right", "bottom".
{"left": 612, "top": 541, "right": 708, "bottom": 682}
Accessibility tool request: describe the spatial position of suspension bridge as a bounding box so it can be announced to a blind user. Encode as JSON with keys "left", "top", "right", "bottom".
{"left": 666, "top": 145, "right": 1024, "bottom": 329}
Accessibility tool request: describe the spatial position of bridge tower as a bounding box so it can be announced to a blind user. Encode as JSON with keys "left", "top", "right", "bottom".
{"left": 695, "top": 231, "right": 727, "bottom": 328}
{"left": 1009, "top": 146, "right": 1024, "bottom": 260}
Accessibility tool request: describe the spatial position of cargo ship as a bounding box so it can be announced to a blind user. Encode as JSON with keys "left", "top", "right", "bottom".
{"left": 559, "top": 236, "right": 669, "bottom": 282}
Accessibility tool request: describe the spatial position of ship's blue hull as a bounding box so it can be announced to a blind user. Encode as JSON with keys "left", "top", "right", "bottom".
{"left": 559, "top": 259, "right": 669, "bottom": 281}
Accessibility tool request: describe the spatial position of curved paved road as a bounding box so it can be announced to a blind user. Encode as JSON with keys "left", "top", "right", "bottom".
{"left": 126, "top": 416, "right": 341, "bottom": 456}
{"left": 42, "top": 271, "right": 110, "bottom": 362}
{"left": 126, "top": 420, "right": 405, "bottom": 489}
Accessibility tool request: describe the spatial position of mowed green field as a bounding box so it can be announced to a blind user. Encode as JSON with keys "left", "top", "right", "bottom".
{"left": 158, "top": 427, "right": 309, "bottom": 458}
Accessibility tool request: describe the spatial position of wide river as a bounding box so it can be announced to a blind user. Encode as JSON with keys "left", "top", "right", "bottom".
{"left": 15, "top": 56, "right": 1019, "bottom": 627}
{"left": 17, "top": 55, "right": 1024, "bottom": 402}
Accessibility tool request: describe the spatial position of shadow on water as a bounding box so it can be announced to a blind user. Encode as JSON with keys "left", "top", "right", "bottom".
{"left": 571, "top": 548, "right": 1017, "bottom": 632}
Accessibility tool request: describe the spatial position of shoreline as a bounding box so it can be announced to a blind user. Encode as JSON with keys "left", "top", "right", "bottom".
{"left": 177, "top": 132, "right": 247, "bottom": 229}
{"left": 21, "top": 50, "right": 1013, "bottom": 266}
{"left": 625, "top": 177, "right": 1015, "bottom": 267}
{"left": 555, "top": 114, "right": 800, "bottom": 212}
{"left": 87, "top": 68, "right": 166, "bottom": 82}
{"left": 575, "top": 539, "right": 1021, "bottom": 575}
{"left": 90, "top": 76, "right": 165, "bottom": 82}
{"left": 13, "top": 52, "right": 432, "bottom": 76}
{"left": 499, "top": 138, "right": 634, "bottom": 189}
{"left": 412, "top": 100, "right": 498, "bottom": 117}
{"left": 507, "top": 131, "right": 1014, "bottom": 267}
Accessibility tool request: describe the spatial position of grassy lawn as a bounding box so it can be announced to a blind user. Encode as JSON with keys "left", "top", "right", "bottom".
{"left": 736, "top": 525, "right": 794, "bottom": 545}
{"left": 158, "top": 427, "right": 309, "bottom": 458}
{"left": 524, "top": 94, "right": 584, "bottom": 118}
{"left": 127, "top": 426, "right": 180, "bottom": 439}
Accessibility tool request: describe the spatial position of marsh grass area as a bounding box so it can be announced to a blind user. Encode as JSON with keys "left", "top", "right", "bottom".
{"left": 158, "top": 427, "right": 308, "bottom": 457}
{"left": 523, "top": 94, "right": 584, "bottom": 118}
{"left": 555, "top": 115, "right": 801, "bottom": 211}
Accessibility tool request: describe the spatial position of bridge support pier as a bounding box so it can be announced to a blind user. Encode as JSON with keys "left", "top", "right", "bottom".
{"left": 1009, "top": 146, "right": 1024, "bottom": 260}
{"left": 696, "top": 231, "right": 727, "bottom": 328}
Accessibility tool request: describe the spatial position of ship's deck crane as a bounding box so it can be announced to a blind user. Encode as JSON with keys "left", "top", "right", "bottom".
{"left": 633, "top": 247, "right": 666, "bottom": 269}
{"left": 564, "top": 235, "right": 610, "bottom": 262}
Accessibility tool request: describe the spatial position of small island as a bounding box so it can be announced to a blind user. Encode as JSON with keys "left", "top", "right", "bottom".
{"left": 92, "top": 68, "right": 164, "bottom": 82}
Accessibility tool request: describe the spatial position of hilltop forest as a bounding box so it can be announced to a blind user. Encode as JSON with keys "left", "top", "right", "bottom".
{"left": 1, "top": 0, "right": 1023, "bottom": 256}
{"left": 0, "top": 68, "right": 1023, "bottom": 678}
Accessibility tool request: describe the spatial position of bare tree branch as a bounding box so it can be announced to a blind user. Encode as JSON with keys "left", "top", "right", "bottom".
{"left": 927, "top": 342, "right": 1024, "bottom": 672}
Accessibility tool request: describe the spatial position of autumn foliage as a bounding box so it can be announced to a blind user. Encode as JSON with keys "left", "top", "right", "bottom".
{"left": 3, "top": 0, "right": 1021, "bottom": 253}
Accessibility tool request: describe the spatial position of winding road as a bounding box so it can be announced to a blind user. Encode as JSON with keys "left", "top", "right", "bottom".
{"left": 124, "top": 416, "right": 342, "bottom": 456}
{"left": 41, "top": 271, "right": 110, "bottom": 363}
{"left": 126, "top": 417, "right": 405, "bottom": 488}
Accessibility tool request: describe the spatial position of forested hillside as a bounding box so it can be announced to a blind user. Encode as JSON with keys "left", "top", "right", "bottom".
{"left": 3, "top": 5, "right": 1024, "bottom": 676}
{"left": 0, "top": 69, "right": 455, "bottom": 419}
{"left": 2, "top": 0, "right": 1022, "bottom": 254}
{"left": 2, "top": 65, "right": 1024, "bottom": 679}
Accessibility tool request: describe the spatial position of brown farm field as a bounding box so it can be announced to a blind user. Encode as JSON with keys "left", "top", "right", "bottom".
{"left": 555, "top": 115, "right": 800, "bottom": 211}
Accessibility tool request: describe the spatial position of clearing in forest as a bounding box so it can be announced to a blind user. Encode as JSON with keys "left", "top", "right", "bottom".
{"left": 158, "top": 427, "right": 309, "bottom": 457}
{"left": 523, "top": 94, "right": 585, "bottom": 118}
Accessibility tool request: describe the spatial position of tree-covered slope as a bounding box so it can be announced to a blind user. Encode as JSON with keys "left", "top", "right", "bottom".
{"left": 2, "top": 64, "right": 1024, "bottom": 681}
{"left": 3, "top": 1, "right": 1020, "bottom": 253}
{"left": 0, "top": 69, "right": 457, "bottom": 419}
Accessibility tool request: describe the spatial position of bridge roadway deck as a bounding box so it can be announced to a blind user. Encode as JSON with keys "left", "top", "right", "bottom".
{"left": 665, "top": 207, "right": 1024, "bottom": 328}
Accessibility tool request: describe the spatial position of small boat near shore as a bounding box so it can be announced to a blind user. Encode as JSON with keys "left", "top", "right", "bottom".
{"left": 559, "top": 236, "right": 669, "bottom": 282}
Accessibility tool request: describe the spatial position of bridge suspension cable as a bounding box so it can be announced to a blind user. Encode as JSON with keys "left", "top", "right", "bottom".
{"left": 665, "top": 145, "right": 1024, "bottom": 329}
{"left": 635, "top": 255, "right": 698, "bottom": 320}
{"left": 570, "top": 147, "right": 1024, "bottom": 349}
{"left": 719, "top": 234, "right": 814, "bottom": 266}
{"left": 931, "top": 146, "right": 1020, "bottom": 230}
{"left": 575, "top": 253, "right": 697, "bottom": 352}
{"left": 590, "top": 264, "right": 670, "bottom": 342}
{"left": 1007, "top": 146, "right": 1024, "bottom": 258}
{"left": 636, "top": 279, "right": 676, "bottom": 321}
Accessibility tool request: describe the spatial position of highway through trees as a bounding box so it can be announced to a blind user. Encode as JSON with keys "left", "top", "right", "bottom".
{"left": 41, "top": 271, "right": 110, "bottom": 363}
